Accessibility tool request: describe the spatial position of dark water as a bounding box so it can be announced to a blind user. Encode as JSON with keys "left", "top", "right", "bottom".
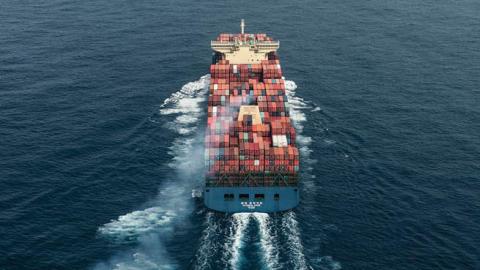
{"left": 1, "top": 0, "right": 479, "bottom": 269}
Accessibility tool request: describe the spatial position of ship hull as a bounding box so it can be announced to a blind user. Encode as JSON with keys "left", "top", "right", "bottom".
{"left": 204, "top": 186, "right": 299, "bottom": 213}
{"left": 205, "top": 29, "right": 300, "bottom": 213}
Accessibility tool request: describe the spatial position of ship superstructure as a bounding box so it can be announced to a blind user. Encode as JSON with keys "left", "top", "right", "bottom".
{"left": 204, "top": 20, "right": 299, "bottom": 212}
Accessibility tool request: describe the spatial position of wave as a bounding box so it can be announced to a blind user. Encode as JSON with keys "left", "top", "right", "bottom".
{"left": 193, "top": 212, "right": 336, "bottom": 270}
{"left": 193, "top": 213, "right": 282, "bottom": 270}
{"left": 93, "top": 75, "right": 210, "bottom": 269}
{"left": 98, "top": 207, "right": 176, "bottom": 242}
{"left": 192, "top": 212, "right": 220, "bottom": 270}
{"left": 285, "top": 80, "right": 341, "bottom": 270}
{"left": 254, "top": 213, "right": 282, "bottom": 270}
{"left": 226, "top": 213, "right": 251, "bottom": 269}
{"left": 285, "top": 80, "right": 316, "bottom": 167}
{"left": 161, "top": 74, "right": 210, "bottom": 135}
{"left": 281, "top": 211, "right": 309, "bottom": 269}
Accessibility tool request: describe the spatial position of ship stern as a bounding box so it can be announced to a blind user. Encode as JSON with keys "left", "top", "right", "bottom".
{"left": 203, "top": 186, "right": 299, "bottom": 213}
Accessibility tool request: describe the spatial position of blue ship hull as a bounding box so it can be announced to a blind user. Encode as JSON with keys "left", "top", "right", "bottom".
{"left": 203, "top": 186, "right": 299, "bottom": 213}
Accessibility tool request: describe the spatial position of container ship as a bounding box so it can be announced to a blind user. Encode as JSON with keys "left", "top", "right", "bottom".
{"left": 203, "top": 20, "right": 299, "bottom": 212}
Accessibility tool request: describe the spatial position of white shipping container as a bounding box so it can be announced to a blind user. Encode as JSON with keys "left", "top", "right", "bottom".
{"left": 273, "top": 135, "right": 288, "bottom": 147}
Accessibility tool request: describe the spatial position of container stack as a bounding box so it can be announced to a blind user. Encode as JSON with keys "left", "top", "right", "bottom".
{"left": 205, "top": 33, "right": 299, "bottom": 187}
{"left": 216, "top": 33, "right": 274, "bottom": 42}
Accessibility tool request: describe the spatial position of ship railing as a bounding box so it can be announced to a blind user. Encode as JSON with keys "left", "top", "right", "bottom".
{"left": 211, "top": 41, "right": 235, "bottom": 46}
{"left": 205, "top": 173, "right": 298, "bottom": 187}
{"left": 211, "top": 40, "right": 280, "bottom": 47}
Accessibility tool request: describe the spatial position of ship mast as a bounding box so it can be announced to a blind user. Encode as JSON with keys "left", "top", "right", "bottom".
{"left": 240, "top": 19, "right": 245, "bottom": 34}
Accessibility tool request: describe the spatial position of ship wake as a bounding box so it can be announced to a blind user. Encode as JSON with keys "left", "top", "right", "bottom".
{"left": 92, "top": 75, "right": 340, "bottom": 270}
{"left": 193, "top": 212, "right": 311, "bottom": 270}
{"left": 192, "top": 78, "right": 340, "bottom": 270}
{"left": 92, "top": 75, "right": 210, "bottom": 269}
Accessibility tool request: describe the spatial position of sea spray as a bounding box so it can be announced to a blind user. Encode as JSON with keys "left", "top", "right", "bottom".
{"left": 93, "top": 75, "right": 210, "bottom": 269}
{"left": 283, "top": 82, "right": 342, "bottom": 269}
{"left": 253, "top": 213, "right": 282, "bottom": 270}
{"left": 192, "top": 212, "right": 219, "bottom": 270}
{"left": 281, "top": 211, "right": 309, "bottom": 270}
{"left": 227, "top": 213, "right": 251, "bottom": 270}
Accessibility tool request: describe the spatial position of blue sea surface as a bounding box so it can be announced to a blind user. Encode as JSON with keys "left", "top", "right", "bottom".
{"left": 1, "top": 0, "right": 479, "bottom": 269}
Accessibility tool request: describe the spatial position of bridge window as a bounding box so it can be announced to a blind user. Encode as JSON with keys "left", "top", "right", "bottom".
{"left": 274, "top": 193, "right": 280, "bottom": 200}
{"left": 239, "top": 194, "right": 249, "bottom": 201}
{"left": 254, "top": 194, "right": 265, "bottom": 201}
{"left": 224, "top": 194, "right": 234, "bottom": 201}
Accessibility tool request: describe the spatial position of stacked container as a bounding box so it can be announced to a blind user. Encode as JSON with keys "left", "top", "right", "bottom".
{"left": 206, "top": 33, "right": 299, "bottom": 187}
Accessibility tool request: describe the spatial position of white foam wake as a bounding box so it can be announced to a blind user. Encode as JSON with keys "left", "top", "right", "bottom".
{"left": 285, "top": 80, "right": 308, "bottom": 130}
{"left": 98, "top": 207, "right": 176, "bottom": 241}
{"left": 285, "top": 80, "right": 316, "bottom": 167}
{"left": 192, "top": 212, "right": 219, "bottom": 270}
{"left": 253, "top": 213, "right": 282, "bottom": 270}
{"left": 285, "top": 81, "right": 341, "bottom": 269}
{"left": 227, "top": 213, "right": 251, "bottom": 269}
{"left": 98, "top": 75, "right": 209, "bottom": 242}
{"left": 160, "top": 74, "right": 210, "bottom": 135}
{"left": 281, "top": 211, "right": 309, "bottom": 270}
{"left": 93, "top": 75, "right": 210, "bottom": 270}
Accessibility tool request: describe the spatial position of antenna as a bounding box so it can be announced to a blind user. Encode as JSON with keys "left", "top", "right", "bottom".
{"left": 241, "top": 19, "right": 245, "bottom": 34}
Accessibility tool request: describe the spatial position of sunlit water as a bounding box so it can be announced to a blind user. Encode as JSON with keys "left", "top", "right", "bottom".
{"left": 1, "top": 0, "right": 479, "bottom": 269}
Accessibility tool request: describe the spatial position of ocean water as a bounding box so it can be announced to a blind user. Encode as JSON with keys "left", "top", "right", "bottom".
{"left": 1, "top": 0, "right": 479, "bottom": 269}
